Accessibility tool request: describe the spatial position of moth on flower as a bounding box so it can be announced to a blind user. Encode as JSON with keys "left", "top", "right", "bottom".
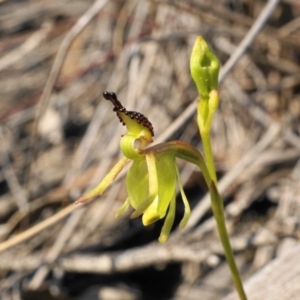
{"left": 76, "top": 92, "right": 211, "bottom": 242}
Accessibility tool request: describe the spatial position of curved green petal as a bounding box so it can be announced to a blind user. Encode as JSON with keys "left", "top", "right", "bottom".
{"left": 159, "top": 193, "right": 176, "bottom": 243}
{"left": 176, "top": 166, "right": 191, "bottom": 229}
{"left": 156, "top": 153, "right": 177, "bottom": 218}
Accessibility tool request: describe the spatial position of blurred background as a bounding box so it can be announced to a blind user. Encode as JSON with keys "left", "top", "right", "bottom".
{"left": 0, "top": 0, "right": 300, "bottom": 299}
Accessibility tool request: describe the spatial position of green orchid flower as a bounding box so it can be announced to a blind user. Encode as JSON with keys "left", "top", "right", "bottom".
{"left": 76, "top": 92, "right": 211, "bottom": 243}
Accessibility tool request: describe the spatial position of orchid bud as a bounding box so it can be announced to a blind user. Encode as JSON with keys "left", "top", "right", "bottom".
{"left": 190, "top": 36, "right": 220, "bottom": 100}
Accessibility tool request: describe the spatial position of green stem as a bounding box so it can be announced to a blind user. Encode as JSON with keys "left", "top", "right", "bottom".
{"left": 210, "top": 183, "right": 248, "bottom": 300}
{"left": 198, "top": 100, "right": 247, "bottom": 299}
{"left": 197, "top": 97, "right": 217, "bottom": 183}
{"left": 200, "top": 128, "right": 217, "bottom": 183}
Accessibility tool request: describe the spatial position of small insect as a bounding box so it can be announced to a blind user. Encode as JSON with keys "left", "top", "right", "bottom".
{"left": 103, "top": 91, "right": 154, "bottom": 136}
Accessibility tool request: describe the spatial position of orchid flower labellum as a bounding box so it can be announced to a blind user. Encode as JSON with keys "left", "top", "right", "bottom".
{"left": 76, "top": 92, "right": 209, "bottom": 243}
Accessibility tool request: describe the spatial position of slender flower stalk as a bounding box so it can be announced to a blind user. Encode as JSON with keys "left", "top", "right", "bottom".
{"left": 210, "top": 182, "right": 248, "bottom": 300}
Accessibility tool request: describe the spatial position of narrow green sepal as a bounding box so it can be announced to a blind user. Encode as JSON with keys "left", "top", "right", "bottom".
{"left": 155, "top": 153, "right": 177, "bottom": 219}
{"left": 76, "top": 157, "right": 130, "bottom": 204}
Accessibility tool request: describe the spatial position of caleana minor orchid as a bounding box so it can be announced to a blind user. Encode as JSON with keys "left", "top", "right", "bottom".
{"left": 77, "top": 36, "right": 248, "bottom": 300}
{"left": 76, "top": 91, "right": 211, "bottom": 243}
